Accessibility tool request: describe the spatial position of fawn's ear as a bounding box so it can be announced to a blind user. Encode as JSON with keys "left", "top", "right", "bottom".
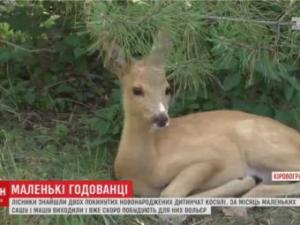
{"left": 102, "top": 41, "right": 132, "bottom": 79}
{"left": 148, "top": 30, "right": 173, "bottom": 66}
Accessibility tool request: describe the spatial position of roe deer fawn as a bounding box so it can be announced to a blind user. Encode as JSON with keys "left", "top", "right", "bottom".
{"left": 103, "top": 31, "right": 300, "bottom": 202}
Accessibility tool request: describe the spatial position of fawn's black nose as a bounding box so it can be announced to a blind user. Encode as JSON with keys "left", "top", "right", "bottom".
{"left": 153, "top": 113, "right": 169, "bottom": 127}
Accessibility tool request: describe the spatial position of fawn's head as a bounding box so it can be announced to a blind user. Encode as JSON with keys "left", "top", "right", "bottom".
{"left": 104, "top": 31, "right": 173, "bottom": 128}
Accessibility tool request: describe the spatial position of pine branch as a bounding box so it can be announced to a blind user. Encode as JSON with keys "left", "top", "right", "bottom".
{"left": 0, "top": 39, "right": 57, "bottom": 53}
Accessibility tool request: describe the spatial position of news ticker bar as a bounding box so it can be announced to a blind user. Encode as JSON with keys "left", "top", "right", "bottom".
{"left": 9, "top": 198, "right": 300, "bottom": 215}
{"left": 1, "top": 177, "right": 300, "bottom": 215}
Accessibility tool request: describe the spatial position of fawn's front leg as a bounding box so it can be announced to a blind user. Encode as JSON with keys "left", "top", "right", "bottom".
{"left": 160, "top": 162, "right": 220, "bottom": 197}
{"left": 190, "top": 176, "right": 259, "bottom": 197}
{"left": 160, "top": 162, "right": 256, "bottom": 198}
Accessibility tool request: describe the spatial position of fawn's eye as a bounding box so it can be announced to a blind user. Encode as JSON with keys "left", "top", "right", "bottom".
{"left": 165, "top": 87, "right": 171, "bottom": 95}
{"left": 132, "top": 87, "right": 144, "bottom": 96}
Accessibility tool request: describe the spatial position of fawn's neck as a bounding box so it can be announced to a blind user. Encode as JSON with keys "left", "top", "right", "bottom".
{"left": 115, "top": 113, "right": 157, "bottom": 178}
{"left": 120, "top": 113, "right": 156, "bottom": 156}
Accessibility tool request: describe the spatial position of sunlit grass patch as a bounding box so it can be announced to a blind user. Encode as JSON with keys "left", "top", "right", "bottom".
{"left": 0, "top": 115, "right": 115, "bottom": 180}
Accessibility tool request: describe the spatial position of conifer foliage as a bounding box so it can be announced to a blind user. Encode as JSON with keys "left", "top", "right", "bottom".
{"left": 86, "top": 0, "right": 300, "bottom": 128}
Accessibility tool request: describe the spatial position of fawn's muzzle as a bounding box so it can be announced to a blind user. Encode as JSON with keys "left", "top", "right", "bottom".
{"left": 153, "top": 113, "right": 169, "bottom": 127}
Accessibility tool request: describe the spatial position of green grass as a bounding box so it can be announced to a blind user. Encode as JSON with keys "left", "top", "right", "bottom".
{"left": 1, "top": 113, "right": 300, "bottom": 225}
